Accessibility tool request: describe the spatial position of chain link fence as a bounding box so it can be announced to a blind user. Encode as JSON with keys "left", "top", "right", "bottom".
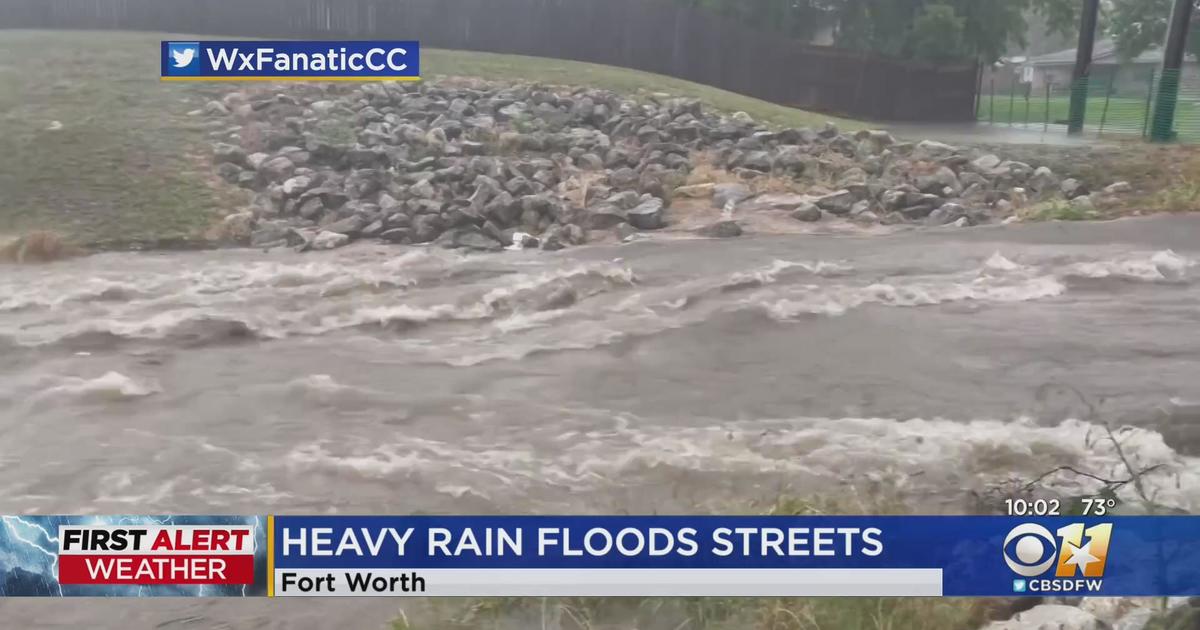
{"left": 977, "top": 66, "right": 1200, "bottom": 142}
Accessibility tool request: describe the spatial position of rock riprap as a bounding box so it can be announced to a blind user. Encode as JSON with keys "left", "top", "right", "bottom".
{"left": 202, "top": 80, "right": 1127, "bottom": 251}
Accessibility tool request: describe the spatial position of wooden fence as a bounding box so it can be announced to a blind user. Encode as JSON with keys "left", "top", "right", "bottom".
{"left": 0, "top": 0, "right": 980, "bottom": 122}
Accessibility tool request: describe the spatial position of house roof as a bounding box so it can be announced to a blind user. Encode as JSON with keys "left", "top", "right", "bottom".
{"left": 1027, "top": 38, "right": 1185, "bottom": 66}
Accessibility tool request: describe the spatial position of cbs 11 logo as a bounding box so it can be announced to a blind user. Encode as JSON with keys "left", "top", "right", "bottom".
{"left": 1003, "top": 523, "right": 1112, "bottom": 578}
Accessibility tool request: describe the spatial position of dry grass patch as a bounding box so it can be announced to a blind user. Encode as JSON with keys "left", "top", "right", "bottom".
{"left": 0, "top": 230, "right": 85, "bottom": 264}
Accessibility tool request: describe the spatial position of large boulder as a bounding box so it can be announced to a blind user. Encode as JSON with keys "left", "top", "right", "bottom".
{"left": 411, "top": 214, "right": 445, "bottom": 243}
{"left": 216, "top": 211, "right": 255, "bottom": 243}
{"left": 697, "top": 220, "right": 742, "bottom": 238}
{"left": 281, "top": 175, "right": 314, "bottom": 197}
{"left": 790, "top": 202, "right": 822, "bottom": 222}
{"left": 212, "top": 143, "right": 248, "bottom": 167}
{"left": 927, "top": 203, "right": 969, "bottom": 226}
{"left": 853, "top": 129, "right": 896, "bottom": 155}
{"left": 257, "top": 156, "right": 295, "bottom": 183}
{"left": 740, "top": 193, "right": 810, "bottom": 212}
{"left": 379, "top": 228, "right": 411, "bottom": 244}
{"left": 738, "top": 150, "right": 772, "bottom": 172}
{"left": 813, "top": 190, "right": 857, "bottom": 215}
{"left": 215, "top": 163, "right": 244, "bottom": 184}
{"left": 627, "top": 197, "right": 665, "bottom": 230}
{"left": 916, "top": 166, "right": 961, "bottom": 196}
{"left": 583, "top": 204, "right": 628, "bottom": 230}
{"left": 913, "top": 139, "right": 959, "bottom": 161}
{"left": 484, "top": 192, "right": 520, "bottom": 226}
{"left": 608, "top": 167, "right": 640, "bottom": 190}
{"left": 310, "top": 230, "right": 350, "bottom": 250}
{"left": 997, "top": 160, "right": 1034, "bottom": 183}
{"left": 323, "top": 215, "right": 367, "bottom": 237}
{"left": 1104, "top": 181, "right": 1133, "bottom": 194}
{"left": 712, "top": 183, "right": 752, "bottom": 209}
{"left": 971, "top": 154, "right": 1002, "bottom": 174}
{"left": 1028, "top": 166, "right": 1059, "bottom": 193}
{"left": 249, "top": 221, "right": 291, "bottom": 247}
{"left": 674, "top": 183, "right": 716, "bottom": 199}
{"left": 436, "top": 227, "right": 504, "bottom": 251}
{"left": 1061, "top": 178, "right": 1089, "bottom": 199}
{"left": 296, "top": 197, "right": 326, "bottom": 220}
{"left": 773, "top": 145, "right": 810, "bottom": 175}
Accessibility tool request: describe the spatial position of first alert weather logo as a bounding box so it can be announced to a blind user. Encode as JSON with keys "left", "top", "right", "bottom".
{"left": 58, "top": 525, "right": 255, "bottom": 585}
{"left": 1003, "top": 523, "right": 1112, "bottom": 593}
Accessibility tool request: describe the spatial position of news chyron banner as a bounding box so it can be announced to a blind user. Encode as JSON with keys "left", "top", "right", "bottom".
{"left": 160, "top": 40, "right": 420, "bottom": 81}
{"left": 0, "top": 516, "right": 1197, "bottom": 597}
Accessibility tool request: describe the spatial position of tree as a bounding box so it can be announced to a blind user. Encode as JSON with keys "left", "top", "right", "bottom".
{"left": 1108, "top": 0, "right": 1200, "bottom": 62}
{"left": 673, "top": 0, "right": 833, "bottom": 41}
{"left": 909, "top": 4, "right": 967, "bottom": 62}
{"left": 827, "top": 0, "right": 1078, "bottom": 62}
{"left": 674, "top": 0, "right": 1081, "bottom": 64}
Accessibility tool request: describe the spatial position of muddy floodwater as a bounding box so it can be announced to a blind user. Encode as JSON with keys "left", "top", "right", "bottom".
{"left": 2, "top": 216, "right": 1199, "bottom": 627}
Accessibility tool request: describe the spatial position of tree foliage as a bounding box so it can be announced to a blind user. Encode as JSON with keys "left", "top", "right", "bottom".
{"left": 673, "top": 0, "right": 1080, "bottom": 63}
{"left": 1108, "top": 0, "right": 1200, "bottom": 62}
{"left": 673, "top": 0, "right": 832, "bottom": 42}
{"left": 909, "top": 4, "right": 967, "bottom": 62}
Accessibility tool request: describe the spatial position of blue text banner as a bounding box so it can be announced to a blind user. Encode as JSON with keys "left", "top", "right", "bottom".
{"left": 272, "top": 515, "right": 1200, "bottom": 597}
{"left": 160, "top": 40, "right": 420, "bottom": 80}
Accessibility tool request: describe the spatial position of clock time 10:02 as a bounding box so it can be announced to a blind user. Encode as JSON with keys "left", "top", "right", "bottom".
{"left": 1004, "top": 498, "right": 1061, "bottom": 516}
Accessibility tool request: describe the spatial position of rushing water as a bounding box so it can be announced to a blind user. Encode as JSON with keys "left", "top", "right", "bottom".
{"left": 2, "top": 215, "right": 1200, "bottom": 627}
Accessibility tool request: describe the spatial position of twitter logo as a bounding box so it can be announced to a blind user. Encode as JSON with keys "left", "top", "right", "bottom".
{"left": 164, "top": 42, "right": 200, "bottom": 76}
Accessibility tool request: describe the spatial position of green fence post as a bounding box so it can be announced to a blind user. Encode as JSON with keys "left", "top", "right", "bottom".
{"left": 989, "top": 78, "right": 995, "bottom": 124}
{"left": 1024, "top": 84, "right": 1032, "bottom": 126}
{"left": 1069, "top": 77, "right": 1090, "bottom": 133}
{"left": 1008, "top": 81, "right": 1016, "bottom": 125}
{"left": 1098, "top": 71, "right": 1116, "bottom": 136}
{"left": 1068, "top": 0, "right": 1102, "bottom": 134}
{"left": 1044, "top": 82, "right": 1051, "bottom": 132}
{"left": 1150, "top": 0, "right": 1194, "bottom": 142}
{"left": 1143, "top": 67, "right": 1156, "bottom": 138}
{"left": 1152, "top": 69, "right": 1182, "bottom": 141}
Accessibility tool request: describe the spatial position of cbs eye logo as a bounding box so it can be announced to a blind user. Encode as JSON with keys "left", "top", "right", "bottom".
{"left": 1003, "top": 523, "right": 1113, "bottom": 578}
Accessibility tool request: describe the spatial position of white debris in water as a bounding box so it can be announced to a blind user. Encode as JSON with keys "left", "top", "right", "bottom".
{"left": 281, "top": 414, "right": 1200, "bottom": 513}
{"left": 723, "top": 259, "right": 855, "bottom": 290}
{"left": 983, "top": 251, "right": 1021, "bottom": 272}
{"left": 508, "top": 232, "right": 535, "bottom": 250}
{"left": 1065, "top": 249, "right": 1194, "bottom": 282}
{"left": 759, "top": 274, "right": 1067, "bottom": 320}
{"left": 36, "top": 371, "right": 159, "bottom": 401}
{"left": 1152, "top": 249, "right": 1192, "bottom": 280}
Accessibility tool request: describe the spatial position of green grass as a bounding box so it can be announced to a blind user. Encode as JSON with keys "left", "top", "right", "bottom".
{"left": 0, "top": 30, "right": 861, "bottom": 247}
{"left": 977, "top": 93, "right": 1200, "bottom": 140}
{"left": 1150, "top": 172, "right": 1200, "bottom": 213}
{"left": 0, "top": 30, "right": 231, "bottom": 246}
{"left": 1021, "top": 200, "right": 1102, "bottom": 221}
{"left": 425, "top": 48, "right": 860, "bottom": 131}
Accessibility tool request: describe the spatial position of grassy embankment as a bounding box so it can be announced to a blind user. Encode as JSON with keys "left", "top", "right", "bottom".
{"left": 0, "top": 30, "right": 858, "bottom": 250}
